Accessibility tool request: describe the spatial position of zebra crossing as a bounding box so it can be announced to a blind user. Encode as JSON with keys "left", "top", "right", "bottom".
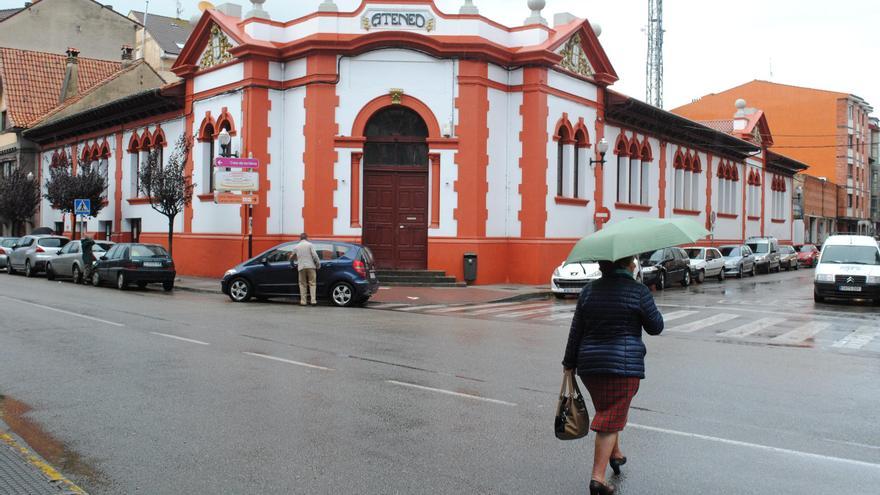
{"left": 367, "top": 300, "right": 880, "bottom": 353}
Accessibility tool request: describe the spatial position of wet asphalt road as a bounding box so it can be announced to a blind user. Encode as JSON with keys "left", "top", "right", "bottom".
{"left": 0, "top": 268, "right": 878, "bottom": 494}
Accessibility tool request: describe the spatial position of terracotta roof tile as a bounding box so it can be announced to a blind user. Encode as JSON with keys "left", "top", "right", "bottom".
{"left": 700, "top": 119, "right": 734, "bottom": 133}
{"left": 0, "top": 47, "right": 122, "bottom": 128}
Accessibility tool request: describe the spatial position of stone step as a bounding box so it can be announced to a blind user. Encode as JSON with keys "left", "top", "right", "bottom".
{"left": 375, "top": 270, "right": 448, "bottom": 277}
{"left": 378, "top": 274, "right": 459, "bottom": 283}
{"left": 381, "top": 281, "right": 468, "bottom": 287}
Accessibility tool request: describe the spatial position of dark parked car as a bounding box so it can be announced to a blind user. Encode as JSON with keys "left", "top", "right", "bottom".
{"left": 221, "top": 241, "right": 379, "bottom": 307}
{"left": 794, "top": 244, "right": 820, "bottom": 267}
{"left": 91, "top": 243, "right": 176, "bottom": 291}
{"left": 638, "top": 247, "right": 691, "bottom": 290}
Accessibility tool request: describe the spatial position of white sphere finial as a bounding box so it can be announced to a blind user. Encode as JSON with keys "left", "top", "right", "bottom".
{"left": 590, "top": 22, "right": 602, "bottom": 37}
{"left": 460, "top": 0, "right": 479, "bottom": 15}
{"left": 524, "top": 0, "right": 547, "bottom": 26}
{"left": 245, "top": 0, "right": 270, "bottom": 19}
{"left": 735, "top": 98, "right": 747, "bottom": 110}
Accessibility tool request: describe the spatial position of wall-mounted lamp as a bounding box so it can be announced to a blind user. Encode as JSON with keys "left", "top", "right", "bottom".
{"left": 218, "top": 129, "right": 232, "bottom": 157}
{"left": 590, "top": 138, "right": 609, "bottom": 168}
{"left": 26, "top": 172, "right": 34, "bottom": 181}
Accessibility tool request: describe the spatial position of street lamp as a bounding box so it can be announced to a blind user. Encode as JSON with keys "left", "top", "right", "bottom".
{"left": 26, "top": 172, "right": 34, "bottom": 181}
{"left": 218, "top": 128, "right": 232, "bottom": 157}
{"left": 590, "top": 138, "right": 609, "bottom": 168}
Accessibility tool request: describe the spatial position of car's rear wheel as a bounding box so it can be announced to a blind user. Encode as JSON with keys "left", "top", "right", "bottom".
{"left": 750, "top": 264, "right": 757, "bottom": 277}
{"left": 117, "top": 272, "right": 127, "bottom": 291}
{"left": 91, "top": 271, "right": 101, "bottom": 287}
{"left": 72, "top": 265, "right": 82, "bottom": 284}
{"left": 681, "top": 270, "right": 691, "bottom": 287}
{"left": 228, "top": 277, "right": 253, "bottom": 302}
{"left": 24, "top": 260, "right": 33, "bottom": 278}
{"left": 46, "top": 263, "right": 55, "bottom": 281}
{"left": 718, "top": 269, "right": 726, "bottom": 281}
{"left": 330, "top": 281, "right": 355, "bottom": 307}
{"left": 162, "top": 281, "right": 174, "bottom": 292}
{"left": 696, "top": 269, "right": 705, "bottom": 284}
{"left": 737, "top": 265, "right": 743, "bottom": 279}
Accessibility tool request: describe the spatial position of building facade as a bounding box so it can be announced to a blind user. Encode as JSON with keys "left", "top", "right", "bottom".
{"left": 674, "top": 80, "right": 874, "bottom": 234}
{"left": 28, "top": 1, "right": 801, "bottom": 283}
{"left": 870, "top": 117, "right": 879, "bottom": 234}
{"left": 128, "top": 10, "right": 196, "bottom": 82}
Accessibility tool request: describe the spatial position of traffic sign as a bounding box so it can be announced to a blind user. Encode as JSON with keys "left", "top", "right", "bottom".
{"left": 213, "top": 192, "right": 260, "bottom": 205}
{"left": 74, "top": 199, "right": 91, "bottom": 216}
{"left": 214, "top": 157, "right": 260, "bottom": 169}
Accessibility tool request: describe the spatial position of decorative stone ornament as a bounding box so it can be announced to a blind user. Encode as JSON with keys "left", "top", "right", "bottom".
{"left": 460, "top": 0, "right": 479, "bottom": 15}
{"left": 524, "top": 0, "right": 547, "bottom": 26}
{"left": 199, "top": 24, "right": 234, "bottom": 69}
{"left": 389, "top": 88, "right": 404, "bottom": 105}
{"left": 245, "top": 0, "right": 270, "bottom": 20}
{"left": 558, "top": 34, "right": 594, "bottom": 78}
{"left": 318, "top": 0, "right": 338, "bottom": 12}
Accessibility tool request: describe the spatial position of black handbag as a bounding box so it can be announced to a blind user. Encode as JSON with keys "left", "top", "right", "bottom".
{"left": 555, "top": 370, "right": 590, "bottom": 440}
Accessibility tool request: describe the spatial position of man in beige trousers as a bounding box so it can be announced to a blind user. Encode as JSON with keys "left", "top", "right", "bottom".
{"left": 291, "top": 233, "right": 321, "bottom": 306}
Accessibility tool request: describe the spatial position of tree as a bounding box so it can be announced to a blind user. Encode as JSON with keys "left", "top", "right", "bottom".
{"left": 43, "top": 151, "right": 107, "bottom": 239}
{"left": 0, "top": 167, "right": 41, "bottom": 236}
{"left": 138, "top": 135, "right": 194, "bottom": 256}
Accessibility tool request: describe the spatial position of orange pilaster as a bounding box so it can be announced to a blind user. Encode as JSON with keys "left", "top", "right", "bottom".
{"left": 593, "top": 87, "right": 606, "bottom": 226}
{"left": 183, "top": 78, "right": 196, "bottom": 232}
{"left": 453, "top": 60, "right": 489, "bottom": 238}
{"left": 302, "top": 54, "right": 339, "bottom": 236}
{"left": 243, "top": 58, "right": 272, "bottom": 239}
{"left": 350, "top": 152, "right": 362, "bottom": 228}
{"left": 429, "top": 153, "right": 441, "bottom": 229}
{"left": 518, "top": 67, "right": 549, "bottom": 238}
{"left": 114, "top": 133, "right": 124, "bottom": 241}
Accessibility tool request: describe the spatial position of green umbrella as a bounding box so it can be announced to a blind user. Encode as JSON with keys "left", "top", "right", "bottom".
{"left": 566, "top": 217, "right": 710, "bottom": 263}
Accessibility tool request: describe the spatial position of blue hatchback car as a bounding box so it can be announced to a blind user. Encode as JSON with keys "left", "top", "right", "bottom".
{"left": 221, "top": 241, "right": 379, "bottom": 306}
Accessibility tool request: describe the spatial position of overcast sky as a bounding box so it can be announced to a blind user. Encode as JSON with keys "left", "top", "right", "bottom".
{"left": 4, "top": 0, "right": 877, "bottom": 113}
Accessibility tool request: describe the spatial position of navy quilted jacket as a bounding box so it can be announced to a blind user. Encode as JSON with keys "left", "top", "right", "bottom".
{"left": 562, "top": 271, "right": 664, "bottom": 379}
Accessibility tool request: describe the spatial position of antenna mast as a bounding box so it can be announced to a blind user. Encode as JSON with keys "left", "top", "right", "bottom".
{"left": 646, "top": 0, "right": 664, "bottom": 108}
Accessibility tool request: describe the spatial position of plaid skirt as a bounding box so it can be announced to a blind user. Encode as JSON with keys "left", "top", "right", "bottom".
{"left": 580, "top": 374, "right": 640, "bottom": 433}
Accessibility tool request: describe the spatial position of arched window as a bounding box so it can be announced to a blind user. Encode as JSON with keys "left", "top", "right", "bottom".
{"left": 202, "top": 122, "right": 216, "bottom": 193}
{"left": 574, "top": 129, "right": 589, "bottom": 199}
{"left": 628, "top": 139, "right": 641, "bottom": 205}
{"left": 615, "top": 135, "right": 629, "bottom": 203}
{"left": 673, "top": 151, "right": 685, "bottom": 210}
{"left": 364, "top": 107, "right": 429, "bottom": 167}
{"left": 556, "top": 125, "right": 570, "bottom": 197}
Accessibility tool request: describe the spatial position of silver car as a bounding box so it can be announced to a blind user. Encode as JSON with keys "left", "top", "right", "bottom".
{"left": 684, "top": 247, "right": 726, "bottom": 283}
{"left": 7, "top": 235, "right": 70, "bottom": 277}
{"left": 0, "top": 237, "right": 20, "bottom": 269}
{"left": 46, "top": 240, "right": 114, "bottom": 284}
{"left": 719, "top": 244, "right": 757, "bottom": 278}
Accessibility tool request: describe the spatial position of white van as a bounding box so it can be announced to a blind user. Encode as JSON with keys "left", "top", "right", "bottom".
{"left": 813, "top": 235, "right": 880, "bottom": 304}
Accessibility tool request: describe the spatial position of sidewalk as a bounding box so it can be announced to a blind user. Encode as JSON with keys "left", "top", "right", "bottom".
{"left": 0, "top": 418, "right": 86, "bottom": 495}
{"left": 175, "top": 276, "right": 552, "bottom": 305}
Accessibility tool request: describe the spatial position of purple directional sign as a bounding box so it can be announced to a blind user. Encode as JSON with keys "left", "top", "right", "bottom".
{"left": 214, "top": 157, "right": 260, "bottom": 169}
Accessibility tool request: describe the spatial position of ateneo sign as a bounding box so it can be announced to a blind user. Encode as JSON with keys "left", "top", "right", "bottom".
{"left": 362, "top": 9, "right": 436, "bottom": 32}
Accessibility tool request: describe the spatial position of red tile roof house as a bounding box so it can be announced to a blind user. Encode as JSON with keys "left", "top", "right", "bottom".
{"left": 0, "top": 47, "right": 122, "bottom": 234}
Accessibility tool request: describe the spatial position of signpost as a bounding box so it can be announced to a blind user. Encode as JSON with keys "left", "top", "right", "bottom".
{"left": 214, "top": 156, "right": 261, "bottom": 258}
{"left": 74, "top": 199, "right": 91, "bottom": 239}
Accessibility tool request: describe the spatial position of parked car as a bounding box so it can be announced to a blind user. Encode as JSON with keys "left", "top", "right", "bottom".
{"left": 551, "top": 259, "right": 642, "bottom": 297}
{"left": 638, "top": 247, "right": 691, "bottom": 290}
{"left": 813, "top": 235, "right": 880, "bottom": 304}
{"left": 221, "top": 241, "right": 379, "bottom": 307}
{"left": 719, "top": 244, "right": 757, "bottom": 278}
{"left": 684, "top": 246, "right": 726, "bottom": 282}
{"left": 91, "top": 243, "right": 176, "bottom": 291}
{"left": 6, "top": 235, "right": 70, "bottom": 277}
{"left": 0, "top": 237, "right": 20, "bottom": 270}
{"left": 746, "top": 236, "right": 781, "bottom": 274}
{"left": 46, "top": 240, "right": 114, "bottom": 283}
{"left": 778, "top": 245, "right": 799, "bottom": 271}
{"left": 794, "top": 244, "right": 820, "bottom": 267}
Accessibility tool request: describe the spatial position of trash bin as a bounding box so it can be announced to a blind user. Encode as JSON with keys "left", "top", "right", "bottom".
{"left": 463, "top": 252, "right": 477, "bottom": 283}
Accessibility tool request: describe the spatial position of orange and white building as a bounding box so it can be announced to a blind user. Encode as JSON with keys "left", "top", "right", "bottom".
{"left": 26, "top": 1, "right": 804, "bottom": 284}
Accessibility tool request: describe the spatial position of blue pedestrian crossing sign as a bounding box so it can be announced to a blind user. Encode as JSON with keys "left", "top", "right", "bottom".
{"left": 74, "top": 199, "right": 91, "bottom": 216}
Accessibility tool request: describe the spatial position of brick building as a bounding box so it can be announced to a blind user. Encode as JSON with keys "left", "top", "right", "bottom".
{"left": 673, "top": 80, "right": 874, "bottom": 235}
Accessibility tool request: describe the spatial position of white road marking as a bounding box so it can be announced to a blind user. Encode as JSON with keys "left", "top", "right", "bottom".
{"left": 718, "top": 317, "right": 787, "bottom": 338}
{"left": 629, "top": 422, "right": 880, "bottom": 470}
{"left": 242, "top": 352, "right": 334, "bottom": 371}
{"left": 396, "top": 304, "right": 449, "bottom": 312}
{"left": 150, "top": 332, "right": 210, "bottom": 346}
{"left": 426, "top": 301, "right": 525, "bottom": 314}
{"left": 369, "top": 303, "right": 410, "bottom": 310}
{"left": 386, "top": 380, "right": 517, "bottom": 406}
{"left": 662, "top": 310, "right": 699, "bottom": 322}
{"left": 541, "top": 310, "right": 579, "bottom": 322}
{"left": 832, "top": 326, "right": 878, "bottom": 350}
{"left": 666, "top": 313, "right": 739, "bottom": 333}
{"left": 498, "top": 306, "right": 559, "bottom": 318}
{"left": 468, "top": 302, "right": 549, "bottom": 316}
{"left": 0, "top": 295, "right": 125, "bottom": 327}
{"left": 770, "top": 322, "right": 831, "bottom": 344}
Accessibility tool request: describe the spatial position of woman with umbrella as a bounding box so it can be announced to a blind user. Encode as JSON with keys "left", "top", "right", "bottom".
{"left": 561, "top": 218, "right": 707, "bottom": 494}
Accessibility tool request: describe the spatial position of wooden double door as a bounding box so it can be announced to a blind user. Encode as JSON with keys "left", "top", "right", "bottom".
{"left": 363, "top": 168, "right": 428, "bottom": 270}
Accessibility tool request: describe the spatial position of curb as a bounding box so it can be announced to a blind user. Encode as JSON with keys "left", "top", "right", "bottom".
{"left": 174, "top": 284, "right": 220, "bottom": 295}
{"left": 0, "top": 428, "right": 87, "bottom": 495}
